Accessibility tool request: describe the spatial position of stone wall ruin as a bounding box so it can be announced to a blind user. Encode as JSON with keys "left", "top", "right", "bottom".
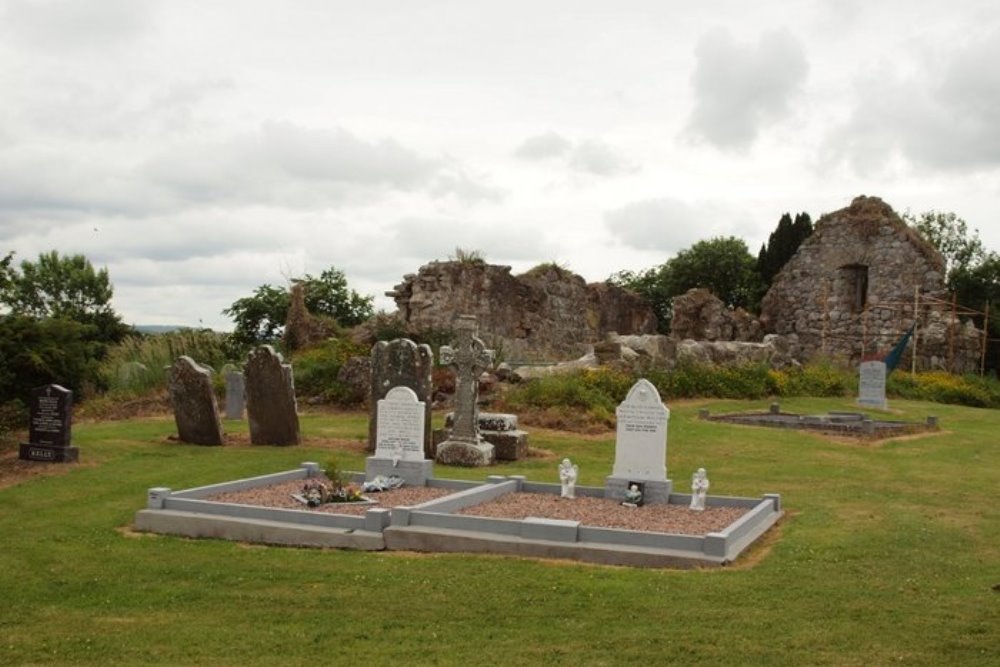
{"left": 759, "top": 196, "right": 982, "bottom": 372}
{"left": 386, "top": 261, "right": 657, "bottom": 360}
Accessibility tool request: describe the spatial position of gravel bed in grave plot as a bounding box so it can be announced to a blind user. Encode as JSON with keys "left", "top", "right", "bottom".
{"left": 456, "top": 492, "right": 750, "bottom": 534}
{"left": 206, "top": 478, "right": 750, "bottom": 535}
{"left": 207, "top": 478, "right": 454, "bottom": 516}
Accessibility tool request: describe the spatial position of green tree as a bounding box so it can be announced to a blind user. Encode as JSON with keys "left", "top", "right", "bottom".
{"left": 0, "top": 315, "right": 103, "bottom": 405}
{"left": 0, "top": 251, "right": 13, "bottom": 291}
{"left": 903, "top": 210, "right": 986, "bottom": 278}
{"left": 905, "top": 210, "right": 1000, "bottom": 371}
{"left": 1, "top": 251, "right": 129, "bottom": 344}
{"left": 756, "top": 211, "right": 812, "bottom": 285}
{"left": 223, "top": 267, "right": 374, "bottom": 352}
{"left": 611, "top": 236, "right": 763, "bottom": 333}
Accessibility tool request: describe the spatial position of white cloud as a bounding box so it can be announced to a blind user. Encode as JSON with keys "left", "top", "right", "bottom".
{"left": 1, "top": 0, "right": 156, "bottom": 51}
{"left": 514, "top": 132, "right": 572, "bottom": 160}
{"left": 603, "top": 198, "right": 746, "bottom": 253}
{"left": 514, "top": 132, "right": 637, "bottom": 176}
{"left": 823, "top": 28, "right": 1000, "bottom": 174}
{"left": 0, "top": 122, "right": 501, "bottom": 219}
{"left": 685, "top": 27, "right": 809, "bottom": 151}
{"left": 568, "top": 139, "right": 638, "bottom": 176}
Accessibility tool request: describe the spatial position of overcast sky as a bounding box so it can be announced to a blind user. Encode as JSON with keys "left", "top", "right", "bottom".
{"left": 2, "top": 0, "right": 999, "bottom": 329}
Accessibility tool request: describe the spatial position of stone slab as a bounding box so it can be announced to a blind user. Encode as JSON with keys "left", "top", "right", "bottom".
{"left": 365, "top": 458, "right": 434, "bottom": 486}
{"left": 134, "top": 509, "right": 385, "bottom": 550}
{"left": 245, "top": 345, "right": 300, "bottom": 446}
{"left": 612, "top": 379, "right": 669, "bottom": 481}
{"left": 858, "top": 360, "right": 888, "bottom": 409}
{"left": 444, "top": 412, "right": 519, "bottom": 432}
{"left": 484, "top": 430, "right": 528, "bottom": 461}
{"left": 168, "top": 356, "right": 224, "bottom": 446}
{"left": 382, "top": 525, "right": 727, "bottom": 569}
{"left": 19, "top": 443, "right": 79, "bottom": 463}
{"left": 26, "top": 384, "right": 72, "bottom": 449}
{"left": 374, "top": 386, "right": 426, "bottom": 462}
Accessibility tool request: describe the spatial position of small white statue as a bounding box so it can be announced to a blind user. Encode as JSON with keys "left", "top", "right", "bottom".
{"left": 622, "top": 483, "right": 643, "bottom": 507}
{"left": 559, "top": 458, "right": 578, "bottom": 499}
{"left": 690, "top": 468, "right": 709, "bottom": 511}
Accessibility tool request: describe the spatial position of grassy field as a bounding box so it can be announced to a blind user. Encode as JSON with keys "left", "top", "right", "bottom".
{"left": 0, "top": 398, "right": 997, "bottom": 666}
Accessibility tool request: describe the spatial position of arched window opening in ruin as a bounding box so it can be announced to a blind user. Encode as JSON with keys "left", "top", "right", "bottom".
{"left": 840, "top": 263, "right": 869, "bottom": 313}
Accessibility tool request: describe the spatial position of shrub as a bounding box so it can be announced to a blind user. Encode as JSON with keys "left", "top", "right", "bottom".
{"left": 503, "top": 368, "right": 633, "bottom": 427}
{"left": 0, "top": 400, "right": 26, "bottom": 446}
{"left": 768, "top": 361, "right": 853, "bottom": 398}
{"left": 291, "top": 337, "right": 368, "bottom": 404}
{"left": 99, "top": 329, "right": 232, "bottom": 396}
{"left": 648, "top": 362, "right": 774, "bottom": 400}
{"left": 887, "top": 371, "right": 1000, "bottom": 408}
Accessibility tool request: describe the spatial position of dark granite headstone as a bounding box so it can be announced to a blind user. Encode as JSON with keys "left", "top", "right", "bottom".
{"left": 19, "top": 384, "right": 78, "bottom": 462}
{"left": 245, "top": 345, "right": 300, "bottom": 446}
{"left": 368, "top": 338, "right": 433, "bottom": 457}
{"left": 168, "top": 356, "right": 224, "bottom": 446}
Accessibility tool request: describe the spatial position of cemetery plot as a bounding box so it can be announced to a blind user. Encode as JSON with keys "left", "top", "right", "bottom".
{"left": 700, "top": 405, "right": 938, "bottom": 439}
{"left": 135, "top": 465, "right": 781, "bottom": 568}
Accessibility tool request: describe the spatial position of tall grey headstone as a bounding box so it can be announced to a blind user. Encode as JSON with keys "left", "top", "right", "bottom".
{"left": 167, "top": 356, "right": 224, "bottom": 446}
{"left": 857, "top": 360, "right": 888, "bottom": 410}
{"left": 224, "top": 371, "right": 245, "bottom": 420}
{"left": 605, "top": 378, "right": 672, "bottom": 504}
{"left": 365, "top": 386, "right": 433, "bottom": 485}
{"left": 244, "top": 345, "right": 301, "bottom": 446}
{"left": 368, "top": 338, "right": 433, "bottom": 456}
{"left": 435, "top": 315, "right": 495, "bottom": 467}
{"left": 18, "top": 384, "right": 78, "bottom": 462}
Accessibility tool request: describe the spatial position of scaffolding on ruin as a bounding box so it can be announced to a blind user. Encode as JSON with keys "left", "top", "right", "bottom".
{"left": 817, "top": 283, "right": 995, "bottom": 375}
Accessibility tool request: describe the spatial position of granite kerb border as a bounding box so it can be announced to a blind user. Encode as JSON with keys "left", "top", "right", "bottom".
{"left": 138, "top": 463, "right": 499, "bottom": 538}
{"left": 388, "top": 475, "right": 783, "bottom": 564}
{"left": 135, "top": 466, "right": 783, "bottom": 567}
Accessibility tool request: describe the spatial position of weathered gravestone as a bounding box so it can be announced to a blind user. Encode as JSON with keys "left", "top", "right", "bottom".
{"left": 605, "top": 378, "right": 672, "bottom": 504}
{"left": 366, "top": 386, "right": 433, "bottom": 485}
{"left": 19, "top": 384, "right": 78, "bottom": 462}
{"left": 367, "top": 338, "right": 433, "bottom": 457}
{"left": 167, "top": 356, "right": 224, "bottom": 446}
{"left": 224, "top": 370, "right": 245, "bottom": 420}
{"left": 245, "top": 345, "right": 300, "bottom": 446}
{"left": 857, "top": 360, "right": 888, "bottom": 410}
{"left": 435, "top": 315, "right": 495, "bottom": 466}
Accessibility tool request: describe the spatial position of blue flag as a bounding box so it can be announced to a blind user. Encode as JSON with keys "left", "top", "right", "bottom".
{"left": 883, "top": 324, "right": 915, "bottom": 373}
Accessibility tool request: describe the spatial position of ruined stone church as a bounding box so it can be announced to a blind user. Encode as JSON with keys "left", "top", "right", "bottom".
{"left": 758, "top": 196, "right": 981, "bottom": 371}
{"left": 383, "top": 196, "right": 983, "bottom": 372}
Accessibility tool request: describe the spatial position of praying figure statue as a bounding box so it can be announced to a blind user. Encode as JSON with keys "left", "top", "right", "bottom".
{"left": 622, "top": 483, "right": 643, "bottom": 507}
{"left": 690, "top": 468, "right": 709, "bottom": 511}
{"left": 558, "top": 458, "right": 578, "bottom": 499}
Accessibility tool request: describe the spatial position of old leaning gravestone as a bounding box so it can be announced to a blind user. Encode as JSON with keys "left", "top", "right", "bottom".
{"left": 366, "top": 386, "right": 433, "bottom": 485}
{"left": 605, "top": 378, "right": 672, "bottom": 504}
{"left": 168, "top": 356, "right": 224, "bottom": 446}
{"left": 368, "top": 338, "right": 433, "bottom": 457}
{"left": 857, "top": 360, "right": 888, "bottom": 410}
{"left": 435, "top": 315, "right": 495, "bottom": 467}
{"left": 245, "top": 345, "right": 301, "bottom": 446}
{"left": 19, "top": 384, "right": 78, "bottom": 462}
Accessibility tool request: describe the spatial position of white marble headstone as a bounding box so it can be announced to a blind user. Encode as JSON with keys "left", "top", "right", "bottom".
{"left": 375, "top": 386, "right": 426, "bottom": 461}
{"left": 612, "top": 379, "right": 669, "bottom": 481}
{"left": 857, "top": 360, "right": 887, "bottom": 409}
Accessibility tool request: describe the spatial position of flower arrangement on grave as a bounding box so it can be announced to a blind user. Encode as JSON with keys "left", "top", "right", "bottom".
{"left": 321, "top": 457, "right": 364, "bottom": 503}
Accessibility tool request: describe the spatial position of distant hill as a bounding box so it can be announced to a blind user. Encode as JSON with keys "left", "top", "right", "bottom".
{"left": 133, "top": 325, "right": 195, "bottom": 334}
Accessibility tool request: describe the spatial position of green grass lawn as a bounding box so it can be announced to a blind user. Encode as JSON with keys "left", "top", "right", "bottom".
{"left": 1, "top": 398, "right": 997, "bottom": 666}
